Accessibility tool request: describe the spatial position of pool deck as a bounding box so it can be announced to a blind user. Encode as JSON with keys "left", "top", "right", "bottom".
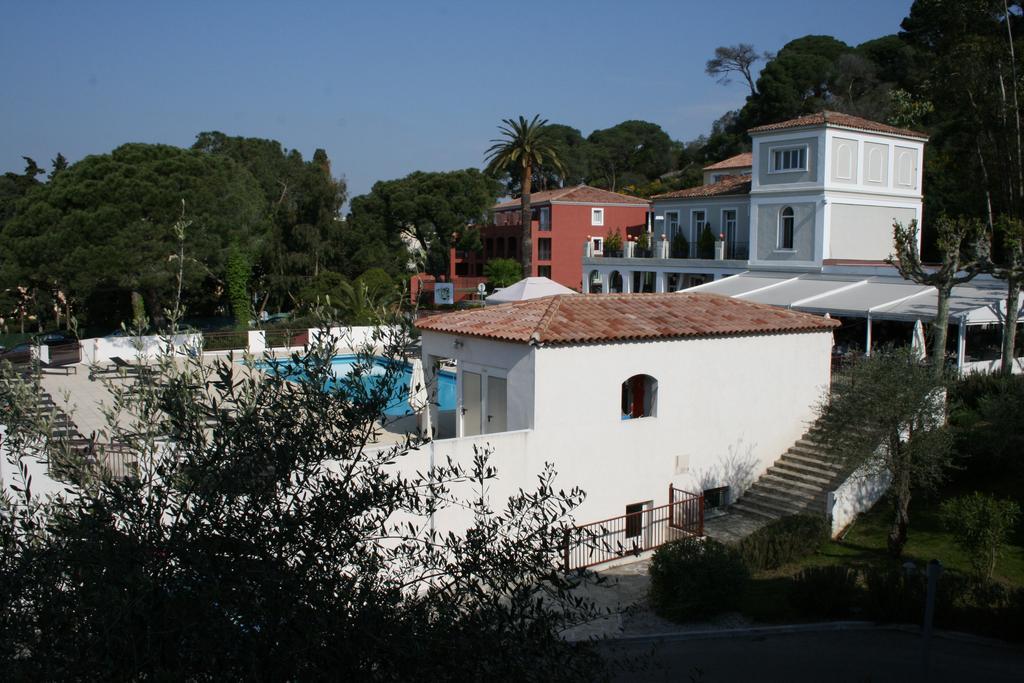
{"left": 30, "top": 347, "right": 428, "bottom": 448}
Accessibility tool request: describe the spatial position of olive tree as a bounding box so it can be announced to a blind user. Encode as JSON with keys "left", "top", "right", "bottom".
{"left": 0, "top": 321, "right": 605, "bottom": 680}
{"left": 816, "top": 348, "right": 953, "bottom": 557}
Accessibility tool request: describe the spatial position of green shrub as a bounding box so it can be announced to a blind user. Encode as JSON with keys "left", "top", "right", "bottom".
{"left": 670, "top": 232, "right": 689, "bottom": 258}
{"left": 789, "top": 566, "right": 861, "bottom": 619}
{"left": 736, "top": 514, "right": 830, "bottom": 572}
{"left": 604, "top": 228, "right": 623, "bottom": 254}
{"left": 940, "top": 492, "right": 1021, "bottom": 580}
{"left": 648, "top": 538, "right": 749, "bottom": 621}
{"left": 698, "top": 226, "right": 716, "bottom": 258}
{"left": 483, "top": 258, "right": 522, "bottom": 288}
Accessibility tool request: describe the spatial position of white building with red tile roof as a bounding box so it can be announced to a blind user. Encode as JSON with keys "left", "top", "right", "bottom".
{"left": 410, "top": 293, "right": 837, "bottom": 545}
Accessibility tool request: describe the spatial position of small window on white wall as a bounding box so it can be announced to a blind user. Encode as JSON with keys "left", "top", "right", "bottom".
{"left": 621, "top": 374, "right": 657, "bottom": 420}
{"left": 591, "top": 208, "right": 604, "bottom": 226}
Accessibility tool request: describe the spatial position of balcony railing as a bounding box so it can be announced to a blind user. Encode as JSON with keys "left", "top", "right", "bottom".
{"left": 562, "top": 485, "right": 703, "bottom": 571}
{"left": 589, "top": 240, "right": 750, "bottom": 261}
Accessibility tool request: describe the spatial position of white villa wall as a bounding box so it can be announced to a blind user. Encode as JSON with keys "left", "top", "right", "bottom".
{"left": 829, "top": 464, "right": 891, "bottom": 537}
{"left": 420, "top": 332, "right": 535, "bottom": 434}
{"left": 529, "top": 331, "right": 833, "bottom": 524}
{"left": 828, "top": 204, "right": 917, "bottom": 261}
{"left": 418, "top": 329, "right": 833, "bottom": 531}
{"left": 82, "top": 333, "right": 202, "bottom": 364}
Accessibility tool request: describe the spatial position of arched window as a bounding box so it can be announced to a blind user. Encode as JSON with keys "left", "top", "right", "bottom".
{"left": 621, "top": 374, "right": 657, "bottom": 419}
{"left": 609, "top": 271, "right": 623, "bottom": 293}
{"left": 588, "top": 270, "right": 603, "bottom": 294}
{"left": 778, "top": 206, "right": 795, "bottom": 250}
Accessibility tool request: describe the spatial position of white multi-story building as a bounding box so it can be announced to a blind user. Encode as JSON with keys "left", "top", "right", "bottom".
{"left": 583, "top": 112, "right": 1021, "bottom": 374}
{"left": 583, "top": 111, "right": 926, "bottom": 293}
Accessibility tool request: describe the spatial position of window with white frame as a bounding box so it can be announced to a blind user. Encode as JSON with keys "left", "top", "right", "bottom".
{"left": 691, "top": 210, "right": 707, "bottom": 240}
{"left": 592, "top": 237, "right": 604, "bottom": 254}
{"left": 538, "top": 206, "right": 551, "bottom": 231}
{"left": 664, "top": 211, "right": 679, "bottom": 237}
{"left": 591, "top": 207, "right": 604, "bottom": 226}
{"left": 778, "top": 206, "right": 795, "bottom": 249}
{"left": 771, "top": 146, "right": 808, "bottom": 172}
{"left": 722, "top": 209, "right": 737, "bottom": 241}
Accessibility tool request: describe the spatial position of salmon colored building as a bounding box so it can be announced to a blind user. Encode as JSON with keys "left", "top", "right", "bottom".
{"left": 452, "top": 185, "right": 650, "bottom": 291}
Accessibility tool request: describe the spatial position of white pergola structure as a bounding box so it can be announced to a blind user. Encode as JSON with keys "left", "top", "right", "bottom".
{"left": 690, "top": 271, "right": 1024, "bottom": 374}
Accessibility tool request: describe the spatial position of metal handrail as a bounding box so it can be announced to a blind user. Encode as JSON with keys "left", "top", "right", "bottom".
{"left": 563, "top": 486, "right": 703, "bottom": 571}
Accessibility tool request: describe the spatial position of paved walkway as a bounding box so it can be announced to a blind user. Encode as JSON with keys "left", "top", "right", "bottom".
{"left": 32, "top": 352, "right": 417, "bottom": 446}
{"left": 563, "top": 510, "right": 768, "bottom": 641}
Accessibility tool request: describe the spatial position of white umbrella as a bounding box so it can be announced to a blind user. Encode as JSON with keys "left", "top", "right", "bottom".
{"left": 911, "top": 319, "right": 927, "bottom": 361}
{"left": 408, "top": 358, "right": 432, "bottom": 437}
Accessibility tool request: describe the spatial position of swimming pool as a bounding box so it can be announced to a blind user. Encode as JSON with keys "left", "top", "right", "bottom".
{"left": 262, "top": 355, "right": 456, "bottom": 418}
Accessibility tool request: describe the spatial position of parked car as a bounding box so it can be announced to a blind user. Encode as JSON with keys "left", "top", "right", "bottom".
{"left": 0, "top": 342, "right": 33, "bottom": 365}
{"left": 37, "top": 331, "right": 79, "bottom": 347}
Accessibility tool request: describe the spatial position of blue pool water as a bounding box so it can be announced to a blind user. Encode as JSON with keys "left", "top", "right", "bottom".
{"left": 262, "top": 355, "right": 456, "bottom": 417}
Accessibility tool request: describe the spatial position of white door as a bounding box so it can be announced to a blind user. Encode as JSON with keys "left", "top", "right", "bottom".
{"left": 462, "top": 371, "right": 482, "bottom": 436}
{"left": 485, "top": 376, "right": 507, "bottom": 434}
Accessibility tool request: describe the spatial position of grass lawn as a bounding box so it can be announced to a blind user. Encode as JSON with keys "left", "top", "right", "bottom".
{"left": 740, "top": 484, "right": 1024, "bottom": 623}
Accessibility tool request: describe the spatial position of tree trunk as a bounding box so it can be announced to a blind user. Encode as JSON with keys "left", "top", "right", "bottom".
{"left": 888, "top": 443, "right": 912, "bottom": 557}
{"left": 1002, "top": 274, "right": 1021, "bottom": 375}
{"left": 931, "top": 287, "right": 952, "bottom": 377}
{"left": 131, "top": 291, "right": 146, "bottom": 326}
{"left": 520, "top": 163, "right": 532, "bottom": 279}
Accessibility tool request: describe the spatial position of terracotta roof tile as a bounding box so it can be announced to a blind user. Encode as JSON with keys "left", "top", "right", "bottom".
{"left": 416, "top": 292, "right": 839, "bottom": 346}
{"left": 703, "top": 152, "right": 752, "bottom": 171}
{"left": 493, "top": 184, "right": 649, "bottom": 210}
{"left": 748, "top": 111, "right": 928, "bottom": 140}
{"left": 651, "top": 175, "right": 751, "bottom": 200}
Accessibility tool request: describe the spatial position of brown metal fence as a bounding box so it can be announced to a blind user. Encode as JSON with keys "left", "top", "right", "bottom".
{"left": 562, "top": 485, "right": 703, "bottom": 571}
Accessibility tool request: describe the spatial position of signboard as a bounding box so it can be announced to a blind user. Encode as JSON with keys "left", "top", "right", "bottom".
{"left": 434, "top": 283, "right": 455, "bottom": 305}
{"left": 477, "top": 282, "right": 487, "bottom": 296}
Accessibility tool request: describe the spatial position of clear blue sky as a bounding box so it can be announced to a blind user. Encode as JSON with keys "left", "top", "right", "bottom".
{"left": 1, "top": 0, "right": 914, "bottom": 203}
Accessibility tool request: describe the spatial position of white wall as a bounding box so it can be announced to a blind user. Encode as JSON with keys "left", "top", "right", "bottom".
{"left": 82, "top": 333, "right": 202, "bottom": 364}
{"left": 417, "top": 329, "right": 833, "bottom": 531}
{"left": 829, "top": 465, "right": 891, "bottom": 537}
{"left": 828, "top": 204, "right": 917, "bottom": 261}
{"left": 420, "top": 332, "right": 535, "bottom": 434}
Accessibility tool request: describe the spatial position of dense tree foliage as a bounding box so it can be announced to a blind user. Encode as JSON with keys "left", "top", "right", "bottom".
{"left": 0, "top": 328, "right": 605, "bottom": 679}
{"left": 0, "top": 144, "right": 269, "bottom": 330}
{"left": 350, "top": 169, "right": 500, "bottom": 277}
{"left": 192, "top": 133, "right": 350, "bottom": 313}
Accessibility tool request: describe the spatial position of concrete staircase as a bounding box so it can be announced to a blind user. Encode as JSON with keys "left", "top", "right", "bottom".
{"left": 730, "top": 423, "right": 851, "bottom": 521}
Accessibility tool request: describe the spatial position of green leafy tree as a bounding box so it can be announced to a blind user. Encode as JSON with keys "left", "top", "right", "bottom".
{"left": 193, "top": 133, "right": 347, "bottom": 312}
{"left": 742, "top": 35, "right": 852, "bottom": 126}
{"left": 940, "top": 492, "right": 1021, "bottom": 580}
{"left": 225, "top": 242, "right": 252, "bottom": 327}
{"left": 816, "top": 348, "right": 953, "bottom": 557}
{"left": 483, "top": 258, "right": 522, "bottom": 288}
{"left": 485, "top": 115, "right": 566, "bottom": 278}
{"left": 347, "top": 169, "right": 497, "bottom": 277}
{"left": 992, "top": 216, "right": 1024, "bottom": 374}
{"left": 0, "top": 328, "right": 605, "bottom": 679}
{"left": 889, "top": 217, "right": 990, "bottom": 376}
{"left": 0, "top": 144, "right": 269, "bottom": 329}
{"left": 587, "top": 120, "right": 673, "bottom": 191}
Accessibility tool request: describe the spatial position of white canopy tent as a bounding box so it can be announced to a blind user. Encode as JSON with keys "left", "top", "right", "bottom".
{"left": 690, "top": 271, "right": 1024, "bottom": 371}
{"left": 485, "top": 277, "right": 577, "bottom": 305}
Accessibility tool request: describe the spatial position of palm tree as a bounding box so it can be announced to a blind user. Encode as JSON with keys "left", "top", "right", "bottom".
{"left": 484, "top": 116, "right": 565, "bottom": 278}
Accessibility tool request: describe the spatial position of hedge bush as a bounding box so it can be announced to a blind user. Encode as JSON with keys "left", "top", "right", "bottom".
{"left": 736, "top": 514, "right": 829, "bottom": 571}
{"left": 789, "top": 566, "right": 861, "bottom": 619}
{"left": 648, "top": 538, "right": 749, "bottom": 621}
